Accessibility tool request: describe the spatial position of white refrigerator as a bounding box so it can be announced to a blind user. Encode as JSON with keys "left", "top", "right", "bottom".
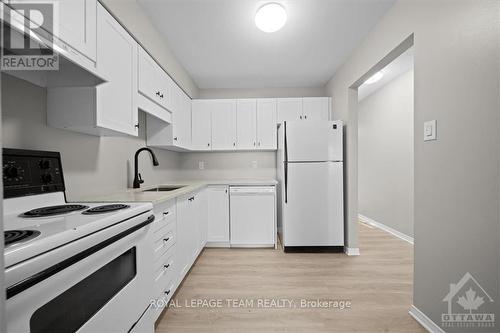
{"left": 277, "top": 120, "right": 344, "bottom": 251}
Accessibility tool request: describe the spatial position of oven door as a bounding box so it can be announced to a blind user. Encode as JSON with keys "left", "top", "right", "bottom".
{"left": 5, "top": 212, "right": 155, "bottom": 333}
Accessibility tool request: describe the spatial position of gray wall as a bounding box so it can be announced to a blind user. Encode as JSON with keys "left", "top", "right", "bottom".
{"left": 325, "top": 0, "right": 500, "bottom": 329}
{"left": 2, "top": 75, "right": 180, "bottom": 200}
{"left": 358, "top": 70, "right": 413, "bottom": 237}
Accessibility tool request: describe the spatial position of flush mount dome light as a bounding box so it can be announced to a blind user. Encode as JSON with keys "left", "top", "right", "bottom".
{"left": 364, "top": 71, "right": 384, "bottom": 84}
{"left": 255, "top": 3, "right": 287, "bottom": 33}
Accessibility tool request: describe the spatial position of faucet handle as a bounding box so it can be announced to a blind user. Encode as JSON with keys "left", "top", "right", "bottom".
{"left": 138, "top": 173, "right": 144, "bottom": 184}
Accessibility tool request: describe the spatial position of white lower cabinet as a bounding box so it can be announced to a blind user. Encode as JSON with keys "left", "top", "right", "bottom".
{"left": 206, "top": 186, "right": 230, "bottom": 246}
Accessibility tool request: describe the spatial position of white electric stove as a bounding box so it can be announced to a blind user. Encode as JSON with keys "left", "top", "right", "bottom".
{"left": 3, "top": 148, "right": 155, "bottom": 333}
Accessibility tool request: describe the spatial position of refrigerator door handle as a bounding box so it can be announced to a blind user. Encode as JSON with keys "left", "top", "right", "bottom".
{"left": 284, "top": 121, "right": 288, "bottom": 203}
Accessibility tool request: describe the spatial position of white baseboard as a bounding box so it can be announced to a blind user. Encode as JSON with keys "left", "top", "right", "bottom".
{"left": 358, "top": 214, "right": 414, "bottom": 244}
{"left": 409, "top": 305, "right": 445, "bottom": 333}
{"left": 344, "top": 247, "right": 360, "bottom": 256}
{"left": 205, "top": 242, "right": 230, "bottom": 248}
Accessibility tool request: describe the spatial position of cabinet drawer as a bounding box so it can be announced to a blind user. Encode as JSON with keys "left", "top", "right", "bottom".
{"left": 153, "top": 250, "right": 175, "bottom": 294}
{"left": 153, "top": 227, "right": 176, "bottom": 262}
{"left": 152, "top": 200, "right": 176, "bottom": 233}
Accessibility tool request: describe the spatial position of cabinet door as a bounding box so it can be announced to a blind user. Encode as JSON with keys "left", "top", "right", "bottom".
{"left": 95, "top": 4, "right": 138, "bottom": 136}
{"left": 303, "top": 97, "right": 330, "bottom": 121}
{"left": 207, "top": 186, "right": 230, "bottom": 243}
{"left": 138, "top": 48, "right": 170, "bottom": 110}
{"left": 170, "top": 84, "right": 183, "bottom": 145}
{"left": 12, "top": 0, "right": 97, "bottom": 61}
{"left": 196, "top": 189, "right": 208, "bottom": 250}
{"left": 236, "top": 99, "right": 257, "bottom": 150}
{"left": 257, "top": 99, "right": 277, "bottom": 149}
{"left": 277, "top": 98, "right": 303, "bottom": 122}
{"left": 178, "top": 90, "right": 192, "bottom": 148}
{"left": 191, "top": 100, "right": 212, "bottom": 150}
{"left": 211, "top": 100, "right": 237, "bottom": 150}
{"left": 176, "top": 196, "right": 191, "bottom": 280}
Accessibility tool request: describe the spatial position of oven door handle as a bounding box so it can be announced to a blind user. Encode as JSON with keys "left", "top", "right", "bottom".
{"left": 6, "top": 214, "right": 155, "bottom": 300}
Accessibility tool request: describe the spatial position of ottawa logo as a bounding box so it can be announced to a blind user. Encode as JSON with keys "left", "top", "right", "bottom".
{"left": 442, "top": 272, "right": 495, "bottom": 329}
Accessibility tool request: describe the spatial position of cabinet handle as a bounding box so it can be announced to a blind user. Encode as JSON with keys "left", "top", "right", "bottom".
{"left": 300, "top": 115, "right": 303, "bottom": 120}
{"left": 174, "top": 137, "right": 178, "bottom": 141}
{"left": 163, "top": 211, "right": 169, "bottom": 216}
{"left": 163, "top": 237, "right": 170, "bottom": 242}
{"left": 165, "top": 290, "right": 171, "bottom": 295}
{"left": 156, "top": 91, "right": 161, "bottom": 96}
{"left": 253, "top": 142, "right": 256, "bottom": 146}
{"left": 233, "top": 142, "right": 236, "bottom": 147}
{"left": 188, "top": 196, "right": 195, "bottom": 201}
{"left": 134, "top": 123, "right": 139, "bottom": 128}
{"left": 304, "top": 115, "right": 307, "bottom": 119}
{"left": 164, "top": 264, "right": 170, "bottom": 269}
{"left": 160, "top": 93, "right": 164, "bottom": 98}
{"left": 207, "top": 143, "right": 210, "bottom": 147}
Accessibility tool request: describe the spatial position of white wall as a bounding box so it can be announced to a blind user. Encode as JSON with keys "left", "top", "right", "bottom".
{"left": 325, "top": 0, "right": 500, "bottom": 327}
{"left": 2, "top": 75, "right": 180, "bottom": 200}
{"left": 358, "top": 69, "right": 413, "bottom": 237}
{"left": 100, "top": 0, "right": 199, "bottom": 98}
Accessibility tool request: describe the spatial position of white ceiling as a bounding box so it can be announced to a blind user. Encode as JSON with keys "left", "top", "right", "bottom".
{"left": 138, "top": 0, "right": 395, "bottom": 89}
{"left": 358, "top": 47, "right": 414, "bottom": 101}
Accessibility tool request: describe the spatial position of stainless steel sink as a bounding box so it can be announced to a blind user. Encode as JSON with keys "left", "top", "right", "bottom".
{"left": 143, "top": 185, "right": 186, "bottom": 192}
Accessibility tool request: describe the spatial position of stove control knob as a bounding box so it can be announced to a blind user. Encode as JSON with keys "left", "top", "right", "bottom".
{"left": 4, "top": 165, "right": 18, "bottom": 179}
{"left": 41, "top": 173, "right": 53, "bottom": 183}
{"left": 39, "top": 160, "right": 51, "bottom": 169}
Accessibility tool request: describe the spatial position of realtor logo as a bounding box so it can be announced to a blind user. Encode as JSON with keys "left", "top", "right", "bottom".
{"left": 442, "top": 272, "right": 495, "bottom": 329}
{"left": 1, "top": 1, "right": 59, "bottom": 70}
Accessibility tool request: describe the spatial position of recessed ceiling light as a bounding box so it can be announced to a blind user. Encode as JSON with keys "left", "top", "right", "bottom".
{"left": 255, "top": 3, "right": 287, "bottom": 33}
{"left": 364, "top": 71, "right": 384, "bottom": 84}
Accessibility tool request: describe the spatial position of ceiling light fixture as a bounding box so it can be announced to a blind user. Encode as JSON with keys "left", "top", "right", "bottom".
{"left": 255, "top": 3, "right": 287, "bottom": 33}
{"left": 364, "top": 71, "right": 384, "bottom": 84}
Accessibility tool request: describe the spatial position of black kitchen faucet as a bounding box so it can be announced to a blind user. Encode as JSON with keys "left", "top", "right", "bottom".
{"left": 133, "top": 147, "right": 159, "bottom": 188}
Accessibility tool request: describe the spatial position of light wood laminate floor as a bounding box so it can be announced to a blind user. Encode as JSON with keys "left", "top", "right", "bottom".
{"left": 156, "top": 223, "right": 425, "bottom": 332}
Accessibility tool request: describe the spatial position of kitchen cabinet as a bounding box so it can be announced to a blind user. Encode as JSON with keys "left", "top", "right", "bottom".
{"left": 146, "top": 84, "right": 192, "bottom": 151}
{"left": 303, "top": 97, "right": 330, "bottom": 121}
{"left": 191, "top": 100, "right": 213, "bottom": 150}
{"left": 277, "top": 98, "right": 303, "bottom": 122}
{"left": 256, "top": 99, "right": 277, "bottom": 149}
{"left": 9, "top": 0, "right": 97, "bottom": 62}
{"left": 277, "top": 98, "right": 330, "bottom": 122}
{"left": 236, "top": 99, "right": 257, "bottom": 149}
{"left": 206, "top": 186, "right": 230, "bottom": 246}
{"left": 211, "top": 100, "right": 237, "bottom": 150}
{"left": 47, "top": 3, "right": 138, "bottom": 136}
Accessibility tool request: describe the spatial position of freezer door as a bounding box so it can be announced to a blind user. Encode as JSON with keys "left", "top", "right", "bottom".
{"left": 285, "top": 120, "right": 343, "bottom": 162}
{"left": 283, "top": 161, "right": 344, "bottom": 246}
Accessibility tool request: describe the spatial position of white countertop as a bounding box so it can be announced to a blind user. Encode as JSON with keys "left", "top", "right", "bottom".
{"left": 75, "top": 179, "right": 277, "bottom": 205}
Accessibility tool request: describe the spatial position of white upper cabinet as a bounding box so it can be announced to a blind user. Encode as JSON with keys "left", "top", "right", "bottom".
{"left": 10, "top": 0, "right": 97, "bottom": 61}
{"left": 256, "top": 99, "right": 277, "bottom": 149}
{"left": 236, "top": 99, "right": 257, "bottom": 150}
{"left": 137, "top": 47, "right": 173, "bottom": 122}
{"left": 277, "top": 98, "right": 303, "bottom": 122}
{"left": 47, "top": 4, "right": 138, "bottom": 136}
{"left": 277, "top": 97, "right": 330, "bottom": 122}
{"left": 303, "top": 97, "right": 330, "bottom": 121}
{"left": 211, "top": 100, "right": 237, "bottom": 150}
{"left": 191, "top": 100, "right": 212, "bottom": 150}
{"left": 175, "top": 87, "right": 192, "bottom": 148}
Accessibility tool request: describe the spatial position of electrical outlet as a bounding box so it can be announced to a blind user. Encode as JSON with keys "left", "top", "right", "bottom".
{"left": 252, "top": 160, "right": 258, "bottom": 169}
{"left": 198, "top": 161, "right": 205, "bottom": 170}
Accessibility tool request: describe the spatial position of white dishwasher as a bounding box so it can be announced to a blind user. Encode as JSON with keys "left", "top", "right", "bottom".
{"left": 230, "top": 186, "right": 276, "bottom": 248}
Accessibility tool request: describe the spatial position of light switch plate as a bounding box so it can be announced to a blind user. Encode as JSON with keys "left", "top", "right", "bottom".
{"left": 198, "top": 161, "right": 205, "bottom": 170}
{"left": 424, "top": 120, "right": 437, "bottom": 141}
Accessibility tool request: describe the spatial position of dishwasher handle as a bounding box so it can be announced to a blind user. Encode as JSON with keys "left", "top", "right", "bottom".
{"left": 229, "top": 186, "right": 275, "bottom": 194}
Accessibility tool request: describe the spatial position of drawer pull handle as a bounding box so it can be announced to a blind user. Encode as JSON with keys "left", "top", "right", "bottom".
{"left": 163, "top": 237, "right": 170, "bottom": 243}
{"left": 165, "top": 290, "right": 171, "bottom": 295}
{"left": 164, "top": 264, "right": 170, "bottom": 269}
{"left": 163, "top": 211, "right": 169, "bottom": 216}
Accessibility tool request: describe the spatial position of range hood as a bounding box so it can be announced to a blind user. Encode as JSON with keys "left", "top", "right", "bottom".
{"left": 0, "top": 3, "right": 106, "bottom": 88}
